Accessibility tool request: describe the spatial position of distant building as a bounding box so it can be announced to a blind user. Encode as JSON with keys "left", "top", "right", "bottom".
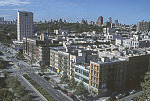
{"left": 103, "top": 28, "right": 115, "bottom": 34}
{"left": 137, "top": 20, "right": 150, "bottom": 32}
{"left": 96, "top": 16, "right": 103, "bottom": 27}
{"left": 114, "top": 19, "right": 119, "bottom": 27}
{"left": 103, "top": 21, "right": 111, "bottom": 28}
{"left": 17, "top": 11, "right": 33, "bottom": 41}
{"left": 122, "top": 39, "right": 149, "bottom": 48}
{"left": 109, "top": 17, "right": 112, "bottom": 24}
{"left": 0, "top": 17, "right": 4, "bottom": 24}
{"left": 80, "top": 19, "right": 88, "bottom": 24}
{"left": 89, "top": 21, "right": 95, "bottom": 25}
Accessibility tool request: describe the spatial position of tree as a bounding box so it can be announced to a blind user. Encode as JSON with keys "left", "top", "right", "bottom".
{"left": 0, "top": 88, "right": 14, "bottom": 101}
{"left": 68, "top": 78, "right": 77, "bottom": 90}
{"left": 15, "top": 85, "right": 27, "bottom": 97}
{"left": 3, "top": 70, "right": 9, "bottom": 79}
{"left": 138, "top": 72, "right": 150, "bottom": 100}
{"left": 0, "top": 51, "right": 3, "bottom": 55}
{"left": 6, "top": 77, "right": 20, "bottom": 90}
{"left": 40, "top": 63, "right": 47, "bottom": 73}
{"left": 16, "top": 51, "right": 24, "bottom": 60}
{"left": 21, "top": 94, "right": 32, "bottom": 101}
{"left": 74, "top": 82, "right": 88, "bottom": 96}
{"left": 0, "top": 61, "right": 4, "bottom": 69}
{"left": 60, "top": 74, "right": 69, "bottom": 84}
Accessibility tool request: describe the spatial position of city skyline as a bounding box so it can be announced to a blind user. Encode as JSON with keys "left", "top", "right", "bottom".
{"left": 0, "top": 0, "right": 150, "bottom": 24}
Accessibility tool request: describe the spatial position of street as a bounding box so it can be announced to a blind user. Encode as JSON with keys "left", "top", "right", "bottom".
{"left": 0, "top": 43, "right": 72, "bottom": 101}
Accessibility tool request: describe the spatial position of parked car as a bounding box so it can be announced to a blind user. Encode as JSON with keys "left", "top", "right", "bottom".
{"left": 44, "top": 76, "right": 50, "bottom": 81}
{"left": 109, "top": 96, "right": 116, "bottom": 101}
{"left": 62, "top": 89, "right": 67, "bottom": 94}
{"left": 115, "top": 94, "right": 123, "bottom": 99}
{"left": 67, "top": 92, "right": 74, "bottom": 98}
{"left": 38, "top": 72, "right": 43, "bottom": 76}
{"left": 129, "top": 90, "right": 136, "bottom": 94}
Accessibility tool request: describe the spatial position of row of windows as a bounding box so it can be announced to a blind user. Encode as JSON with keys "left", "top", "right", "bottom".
{"left": 90, "top": 81, "right": 98, "bottom": 88}
{"left": 91, "top": 70, "right": 99, "bottom": 77}
{"left": 90, "top": 76, "right": 99, "bottom": 82}
{"left": 75, "top": 68, "right": 89, "bottom": 77}
{"left": 91, "top": 64, "right": 99, "bottom": 71}
{"left": 75, "top": 74, "right": 89, "bottom": 84}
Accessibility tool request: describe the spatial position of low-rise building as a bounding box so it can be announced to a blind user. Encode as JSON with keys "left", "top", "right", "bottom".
{"left": 89, "top": 57, "right": 127, "bottom": 96}
{"left": 74, "top": 63, "right": 90, "bottom": 91}
{"left": 89, "top": 54, "right": 150, "bottom": 96}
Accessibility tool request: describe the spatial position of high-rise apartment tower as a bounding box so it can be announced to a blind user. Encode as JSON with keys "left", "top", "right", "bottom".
{"left": 17, "top": 11, "right": 33, "bottom": 41}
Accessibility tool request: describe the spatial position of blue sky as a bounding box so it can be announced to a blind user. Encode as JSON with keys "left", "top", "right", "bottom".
{"left": 0, "top": 0, "right": 150, "bottom": 24}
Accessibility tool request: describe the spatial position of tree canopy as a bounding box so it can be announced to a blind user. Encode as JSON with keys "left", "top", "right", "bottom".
{"left": 36, "top": 22, "right": 103, "bottom": 33}
{"left": 74, "top": 82, "right": 88, "bottom": 96}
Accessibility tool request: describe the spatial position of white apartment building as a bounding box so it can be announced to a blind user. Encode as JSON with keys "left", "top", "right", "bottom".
{"left": 17, "top": 11, "right": 33, "bottom": 41}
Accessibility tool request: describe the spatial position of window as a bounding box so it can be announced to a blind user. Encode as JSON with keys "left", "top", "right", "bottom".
{"left": 83, "top": 71, "right": 89, "bottom": 77}
{"left": 90, "top": 81, "right": 92, "bottom": 86}
{"left": 94, "top": 65, "right": 97, "bottom": 70}
{"left": 91, "top": 70, "right": 93, "bottom": 74}
{"left": 97, "top": 73, "right": 99, "bottom": 77}
{"left": 94, "top": 71, "right": 96, "bottom": 75}
{"left": 25, "top": 13, "right": 28, "bottom": 16}
{"left": 75, "top": 74, "right": 79, "bottom": 79}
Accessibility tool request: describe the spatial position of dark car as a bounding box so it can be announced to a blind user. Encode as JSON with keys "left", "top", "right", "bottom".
{"left": 62, "top": 89, "right": 67, "bottom": 94}
{"left": 109, "top": 96, "right": 116, "bottom": 101}
{"left": 44, "top": 76, "right": 49, "bottom": 81}
{"left": 38, "top": 72, "right": 43, "bottom": 76}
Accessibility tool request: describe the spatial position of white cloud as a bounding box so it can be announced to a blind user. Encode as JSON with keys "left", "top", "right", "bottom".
{"left": 0, "top": 0, "right": 30, "bottom": 6}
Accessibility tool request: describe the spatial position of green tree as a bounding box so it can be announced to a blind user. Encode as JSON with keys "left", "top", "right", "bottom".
{"left": 0, "top": 51, "right": 3, "bottom": 55}
{"left": 0, "top": 88, "right": 14, "bottom": 101}
{"left": 138, "top": 72, "right": 150, "bottom": 100}
{"left": 0, "top": 61, "right": 4, "bottom": 69}
{"left": 15, "top": 85, "right": 28, "bottom": 97}
{"left": 40, "top": 63, "right": 47, "bottom": 73}
{"left": 3, "top": 70, "right": 9, "bottom": 79}
{"left": 6, "top": 77, "right": 20, "bottom": 90}
{"left": 74, "top": 82, "right": 88, "bottom": 96}
{"left": 60, "top": 74, "right": 69, "bottom": 84}
{"left": 16, "top": 51, "right": 24, "bottom": 60}
{"left": 21, "top": 94, "right": 33, "bottom": 101}
{"left": 68, "top": 78, "right": 77, "bottom": 90}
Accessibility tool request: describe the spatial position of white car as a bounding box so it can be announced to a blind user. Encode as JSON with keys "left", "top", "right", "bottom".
{"left": 129, "top": 90, "right": 136, "bottom": 94}
{"left": 115, "top": 94, "right": 123, "bottom": 99}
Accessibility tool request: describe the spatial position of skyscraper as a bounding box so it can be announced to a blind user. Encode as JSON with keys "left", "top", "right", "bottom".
{"left": 17, "top": 11, "right": 33, "bottom": 41}
{"left": 96, "top": 16, "right": 103, "bottom": 27}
